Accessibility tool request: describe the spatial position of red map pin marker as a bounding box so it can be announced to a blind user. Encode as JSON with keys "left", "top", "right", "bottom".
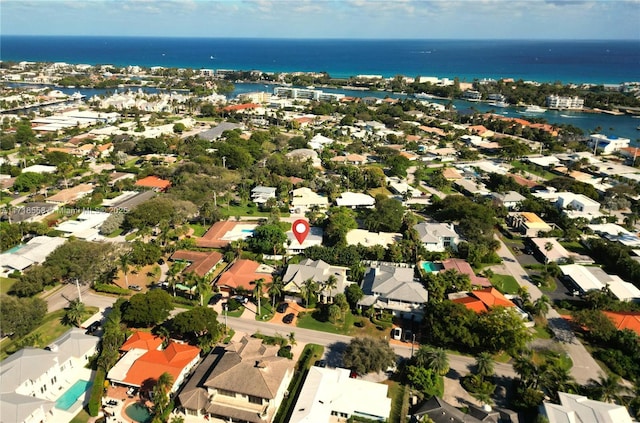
{"left": 292, "top": 219, "right": 310, "bottom": 244}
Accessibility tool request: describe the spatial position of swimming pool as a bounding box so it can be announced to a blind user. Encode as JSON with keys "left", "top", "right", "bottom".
{"left": 55, "top": 379, "right": 91, "bottom": 410}
{"left": 125, "top": 403, "right": 152, "bottom": 423}
{"left": 421, "top": 261, "right": 443, "bottom": 273}
{"left": 3, "top": 244, "right": 25, "bottom": 254}
{"left": 240, "top": 229, "right": 254, "bottom": 234}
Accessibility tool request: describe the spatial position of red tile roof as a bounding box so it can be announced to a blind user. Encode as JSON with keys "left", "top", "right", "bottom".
{"left": 121, "top": 331, "right": 163, "bottom": 352}
{"left": 452, "top": 296, "right": 488, "bottom": 313}
{"left": 134, "top": 176, "right": 172, "bottom": 191}
{"left": 603, "top": 311, "right": 640, "bottom": 336}
{"left": 442, "top": 259, "right": 492, "bottom": 287}
{"left": 222, "top": 103, "right": 261, "bottom": 112}
{"left": 196, "top": 220, "right": 238, "bottom": 248}
{"left": 170, "top": 250, "right": 223, "bottom": 277}
{"left": 453, "top": 287, "right": 515, "bottom": 313}
{"left": 123, "top": 342, "right": 201, "bottom": 388}
{"left": 217, "top": 259, "right": 272, "bottom": 291}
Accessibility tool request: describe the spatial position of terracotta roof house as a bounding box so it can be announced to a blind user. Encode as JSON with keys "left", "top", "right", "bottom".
{"left": 603, "top": 311, "right": 640, "bottom": 337}
{"left": 170, "top": 250, "right": 223, "bottom": 278}
{"left": 217, "top": 259, "right": 273, "bottom": 292}
{"left": 441, "top": 258, "right": 491, "bottom": 288}
{"left": 176, "top": 336, "right": 294, "bottom": 423}
{"left": 108, "top": 331, "right": 200, "bottom": 393}
{"left": 196, "top": 220, "right": 257, "bottom": 249}
{"left": 134, "top": 176, "right": 171, "bottom": 192}
{"left": 221, "top": 103, "right": 261, "bottom": 112}
{"left": 451, "top": 287, "right": 516, "bottom": 313}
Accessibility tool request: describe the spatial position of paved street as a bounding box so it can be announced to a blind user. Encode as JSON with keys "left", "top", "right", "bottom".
{"left": 493, "top": 235, "right": 604, "bottom": 385}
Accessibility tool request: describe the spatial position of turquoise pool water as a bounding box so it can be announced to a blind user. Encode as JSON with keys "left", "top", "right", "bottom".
{"left": 3, "top": 244, "right": 25, "bottom": 254}
{"left": 55, "top": 379, "right": 91, "bottom": 410}
{"left": 241, "top": 229, "right": 254, "bottom": 234}
{"left": 421, "top": 261, "right": 443, "bottom": 273}
{"left": 125, "top": 403, "right": 152, "bottom": 423}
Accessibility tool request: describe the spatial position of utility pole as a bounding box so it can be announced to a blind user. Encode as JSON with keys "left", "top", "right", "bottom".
{"left": 75, "top": 278, "right": 82, "bottom": 303}
{"left": 222, "top": 156, "right": 226, "bottom": 169}
{"left": 411, "top": 333, "right": 416, "bottom": 357}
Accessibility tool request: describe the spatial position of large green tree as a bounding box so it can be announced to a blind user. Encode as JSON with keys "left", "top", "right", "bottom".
{"left": 364, "top": 195, "right": 405, "bottom": 233}
{"left": 342, "top": 337, "right": 396, "bottom": 375}
{"left": 249, "top": 223, "right": 287, "bottom": 255}
{"left": 122, "top": 290, "right": 174, "bottom": 327}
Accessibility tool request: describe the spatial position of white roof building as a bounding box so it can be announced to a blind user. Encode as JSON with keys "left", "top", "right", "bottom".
{"left": 346, "top": 229, "right": 402, "bottom": 248}
{"left": 336, "top": 192, "right": 375, "bottom": 209}
{"left": 560, "top": 264, "right": 640, "bottom": 301}
{"left": 556, "top": 192, "right": 601, "bottom": 217}
{"left": 289, "top": 367, "right": 391, "bottom": 423}
{"left": 588, "top": 223, "right": 640, "bottom": 247}
{"left": 250, "top": 186, "right": 277, "bottom": 204}
{"left": 308, "top": 134, "right": 336, "bottom": 150}
{"left": 289, "top": 187, "right": 329, "bottom": 214}
{"left": 543, "top": 392, "right": 632, "bottom": 423}
{"left": 414, "top": 222, "right": 460, "bottom": 252}
{"left": 589, "top": 134, "right": 631, "bottom": 155}
{"left": 286, "top": 226, "right": 324, "bottom": 254}
{"left": 21, "top": 165, "right": 57, "bottom": 174}
{"left": 54, "top": 210, "right": 111, "bottom": 240}
{"left": 0, "top": 236, "right": 66, "bottom": 276}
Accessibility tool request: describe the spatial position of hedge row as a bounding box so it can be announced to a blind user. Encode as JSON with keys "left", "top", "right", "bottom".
{"left": 88, "top": 368, "right": 106, "bottom": 416}
{"left": 94, "top": 283, "right": 130, "bottom": 295}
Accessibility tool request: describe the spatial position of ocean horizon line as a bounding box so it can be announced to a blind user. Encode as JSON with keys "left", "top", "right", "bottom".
{"left": 2, "top": 35, "right": 639, "bottom": 42}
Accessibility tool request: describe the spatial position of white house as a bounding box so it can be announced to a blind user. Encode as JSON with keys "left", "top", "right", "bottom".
{"left": 0, "top": 328, "right": 99, "bottom": 423}
{"left": 308, "top": 134, "right": 336, "bottom": 150}
{"left": 359, "top": 265, "right": 428, "bottom": 320}
{"left": 490, "top": 191, "right": 526, "bottom": 210}
{"left": 250, "top": 186, "right": 277, "bottom": 205}
{"left": 289, "top": 187, "right": 329, "bottom": 214}
{"left": 290, "top": 367, "right": 392, "bottom": 422}
{"left": 346, "top": 229, "right": 402, "bottom": 248}
{"left": 556, "top": 192, "right": 601, "bottom": 215}
{"left": 414, "top": 222, "right": 460, "bottom": 252}
{"left": 335, "top": 192, "right": 375, "bottom": 209}
{"left": 543, "top": 392, "right": 632, "bottom": 423}
{"left": 285, "top": 226, "right": 324, "bottom": 254}
{"left": 589, "top": 134, "right": 631, "bottom": 155}
{"left": 282, "top": 258, "right": 349, "bottom": 303}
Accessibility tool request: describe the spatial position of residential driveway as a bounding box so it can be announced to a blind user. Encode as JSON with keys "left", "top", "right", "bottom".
{"left": 493, "top": 235, "right": 604, "bottom": 385}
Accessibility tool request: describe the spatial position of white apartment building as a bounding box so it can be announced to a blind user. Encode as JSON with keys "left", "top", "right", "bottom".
{"left": 546, "top": 95, "right": 584, "bottom": 110}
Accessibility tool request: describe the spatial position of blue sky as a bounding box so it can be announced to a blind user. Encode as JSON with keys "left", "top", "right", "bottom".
{"left": 1, "top": 0, "right": 639, "bottom": 39}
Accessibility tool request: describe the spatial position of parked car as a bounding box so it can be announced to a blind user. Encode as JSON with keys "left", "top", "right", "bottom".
{"left": 315, "top": 360, "right": 327, "bottom": 368}
{"left": 403, "top": 329, "right": 413, "bottom": 342}
{"left": 276, "top": 302, "right": 289, "bottom": 313}
{"left": 85, "top": 321, "right": 101, "bottom": 335}
{"left": 209, "top": 293, "right": 223, "bottom": 305}
{"left": 283, "top": 313, "right": 295, "bottom": 324}
{"left": 234, "top": 295, "right": 249, "bottom": 304}
{"left": 392, "top": 327, "right": 402, "bottom": 340}
{"left": 130, "top": 285, "right": 142, "bottom": 291}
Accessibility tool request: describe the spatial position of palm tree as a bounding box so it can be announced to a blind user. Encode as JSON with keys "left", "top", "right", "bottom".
{"left": 191, "top": 273, "right": 210, "bottom": 306}
{"left": 252, "top": 278, "right": 265, "bottom": 316}
{"left": 590, "top": 374, "right": 628, "bottom": 404}
{"left": 267, "top": 277, "right": 283, "bottom": 308}
{"left": 64, "top": 299, "right": 85, "bottom": 327}
{"left": 475, "top": 352, "right": 495, "bottom": 379}
{"left": 544, "top": 241, "right": 554, "bottom": 271}
{"left": 427, "top": 348, "right": 450, "bottom": 376}
{"left": 119, "top": 254, "right": 130, "bottom": 288}
{"left": 300, "top": 278, "right": 318, "bottom": 309}
{"left": 323, "top": 275, "right": 338, "bottom": 303}
{"left": 414, "top": 345, "right": 433, "bottom": 368}
{"left": 288, "top": 331, "right": 297, "bottom": 346}
{"left": 533, "top": 295, "right": 551, "bottom": 318}
{"left": 153, "top": 372, "right": 174, "bottom": 416}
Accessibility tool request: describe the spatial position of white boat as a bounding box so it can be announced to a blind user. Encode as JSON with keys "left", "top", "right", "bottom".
{"left": 523, "top": 105, "right": 546, "bottom": 113}
{"left": 489, "top": 100, "right": 509, "bottom": 108}
{"left": 414, "top": 92, "right": 434, "bottom": 99}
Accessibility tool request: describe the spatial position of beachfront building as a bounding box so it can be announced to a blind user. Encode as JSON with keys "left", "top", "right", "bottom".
{"left": 542, "top": 392, "right": 633, "bottom": 423}
{"left": 175, "top": 336, "right": 294, "bottom": 422}
{"left": 0, "top": 328, "right": 99, "bottom": 423}
{"left": 589, "top": 134, "right": 631, "bottom": 155}
{"left": 546, "top": 95, "right": 584, "bottom": 110}
{"left": 413, "top": 222, "right": 460, "bottom": 252}
{"left": 273, "top": 87, "right": 344, "bottom": 102}
{"left": 358, "top": 264, "right": 428, "bottom": 320}
{"left": 289, "top": 367, "right": 391, "bottom": 422}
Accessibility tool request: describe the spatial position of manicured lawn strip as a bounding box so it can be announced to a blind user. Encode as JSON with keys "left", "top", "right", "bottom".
{"left": 226, "top": 306, "right": 245, "bottom": 318}
{"left": 489, "top": 274, "right": 520, "bottom": 294}
{"left": 560, "top": 241, "right": 588, "bottom": 255}
{"left": 509, "top": 160, "right": 556, "bottom": 180}
{"left": 106, "top": 228, "right": 124, "bottom": 238}
{"left": 255, "top": 302, "right": 274, "bottom": 321}
{"left": 0, "top": 277, "right": 18, "bottom": 295}
{"left": 0, "top": 306, "right": 99, "bottom": 361}
{"left": 296, "top": 310, "right": 356, "bottom": 335}
{"left": 69, "top": 409, "right": 91, "bottom": 423}
{"left": 532, "top": 323, "right": 552, "bottom": 340}
{"left": 220, "top": 204, "right": 273, "bottom": 218}
{"left": 188, "top": 223, "right": 209, "bottom": 237}
{"left": 274, "top": 343, "right": 324, "bottom": 423}
{"left": 384, "top": 380, "right": 405, "bottom": 423}
{"left": 368, "top": 187, "right": 394, "bottom": 197}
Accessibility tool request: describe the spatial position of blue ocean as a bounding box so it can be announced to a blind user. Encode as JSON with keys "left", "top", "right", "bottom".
{"left": 1, "top": 36, "right": 639, "bottom": 84}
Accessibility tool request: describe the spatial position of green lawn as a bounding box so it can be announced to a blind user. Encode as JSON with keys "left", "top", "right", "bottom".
{"left": 0, "top": 306, "right": 99, "bottom": 361}
{"left": 385, "top": 381, "right": 407, "bottom": 423}
{"left": 226, "top": 306, "right": 245, "bottom": 318}
{"left": 106, "top": 228, "right": 124, "bottom": 238}
{"left": 368, "top": 187, "right": 394, "bottom": 197}
{"left": 0, "top": 277, "right": 18, "bottom": 295}
{"left": 509, "top": 160, "right": 556, "bottom": 180}
{"left": 560, "top": 241, "right": 588, "bottom": 255}
{"left": 532, "top": 322, "right": 552, "bottom": 340}
{"left": 69, "top": 409, "right": 91, "bottom": 423}
{"left": 255, "top": 302, "right": 274, "bottom": 321}
{"left": 490, "top": 274, "right": 520, "bottom": 294}
{"left": 297, "top": 310, "right": 356, "bottom": 335}
{"left": 220, "top": 204, "right": 272, "bottom": 218}
{"left": 189, "top": 223, "right": 210, "bottom": 237}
